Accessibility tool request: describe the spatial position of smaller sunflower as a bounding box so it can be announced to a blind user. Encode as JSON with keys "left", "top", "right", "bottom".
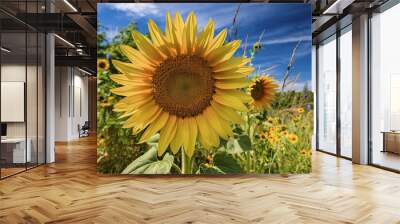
{"left": 287, "top": 133, "right": 298, "bottom": 144}
{"left": 253, "top": 41, "right": 261, "bottom": 53}
{"left": 97, "top": 59, "right": 110, "bottom": 71}
{"left": 280, "top": 130, "right": 289, "bottom": 137}
{"left": 250, "top": 76, "right": 279, "bottom": 110}
{"left": 297, "top": 108, "right": 305, "bottom": 113}
{"left": 300, "top": 149, "right": 312, "bottom": 158}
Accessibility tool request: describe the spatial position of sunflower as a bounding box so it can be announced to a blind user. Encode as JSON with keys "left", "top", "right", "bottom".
{"left": 287, "top": 133, "right": 299, "bottom": 144}
{"left": 111, "top": 12, "right": 253, "bottom": 157}
{"left": 280, "top": 130, "right": 289, "bottom": 137}
{"left": 97, "top": 59, "right": 110, "bottom": 71}
{"left": 250, "top": 76, "right": 278, "bottom": 110}
{"left": 297, "top": 108, "right": 305, "bottom": 113}
{"left": 300, "top": 149, "right": 312, "bottom": 158}
{"left": 252, "top": 41, "right": 261, "bottom": 53}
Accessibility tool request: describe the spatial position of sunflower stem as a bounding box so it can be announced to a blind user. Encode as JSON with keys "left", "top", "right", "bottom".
{"left": 181, "top": 151, "right": 192, "bottom": 174}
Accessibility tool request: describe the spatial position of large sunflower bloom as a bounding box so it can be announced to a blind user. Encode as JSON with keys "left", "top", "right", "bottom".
{"left": 250, "top": 76, "right": 278, "bottom": 110}
{"left": 111, "top": 12, "right": 253, "bottom": 157}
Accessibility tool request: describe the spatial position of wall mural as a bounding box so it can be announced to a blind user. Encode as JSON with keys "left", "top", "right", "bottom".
{"left": 97, "top": 3, "right": 313, "bottom": 175}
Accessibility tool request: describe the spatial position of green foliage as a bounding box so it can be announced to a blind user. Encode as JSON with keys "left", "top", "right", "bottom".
{"left": 97, "top": 22, "right": 147, "bottom": 174}
{"left": 122, "top": 147, "right": 174, "bottom": 174}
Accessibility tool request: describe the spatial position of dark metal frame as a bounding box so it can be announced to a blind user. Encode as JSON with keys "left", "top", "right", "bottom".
{"left": 0, "top": 0, "right": 48, "bottom": 180}
{"left": 367, "top": 0, "right": 400, "bottom": 173}
{"left": 315, "top": 24, "right": 353, "bottom": 161}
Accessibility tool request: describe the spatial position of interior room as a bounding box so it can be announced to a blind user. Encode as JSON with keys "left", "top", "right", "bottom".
{"left": 0, "top": 0, "right": 399, "bottom": 223}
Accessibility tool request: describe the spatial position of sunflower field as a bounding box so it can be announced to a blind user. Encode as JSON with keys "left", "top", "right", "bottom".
{"left": 97, "top": 12, "right": 313, "bottom": 175}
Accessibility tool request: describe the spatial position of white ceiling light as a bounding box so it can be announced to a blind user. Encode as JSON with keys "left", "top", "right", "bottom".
{"left": 78, "top": 68, "right": 93, "bottom": 76}
{"left": 63, "top": 0, "right": 78, "bottom": 12}
{"left": 54, "top": 34, "right": 75, "bottom": 48}
{"left": 1, "top": 47, "right": 11, "bottom": 53}
{"left": 323, "top": 0, "right": 355, "bottom": 15}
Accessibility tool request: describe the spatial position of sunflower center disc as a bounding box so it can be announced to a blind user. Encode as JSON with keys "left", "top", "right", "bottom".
{"left": 153, "top": 55, "right": 215, "bottom": 117}
{"left": 251, "top": 80, "right": 264, "bottom": 100}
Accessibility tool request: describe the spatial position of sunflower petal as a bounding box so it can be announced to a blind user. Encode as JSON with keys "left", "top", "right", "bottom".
{"left": 196, "top": 114, "right": 219, "bottom": 148}
{"left": 170, "top": 118, "right": 184, "bottom": 154}
{"left": 111, "top": 85, "right": 152, "bottom": 96}
{"left": 158, "top": 115, "right": 177, "bottom": 156}
{"left": 213, "top": 66, "right": 255, "bottom": 79}
{"left": 119, "top": 45, "right": 157, "bottom": 70}
{"left": 204, "top": 107, "right": 231, "bottom": 140}
{"left": 203, "top": 29, "right": 227, "bottom": 57}
{"left": 213, "top": 93, "right": 248, "bottom": 112}
{"left": 112, "top": 60, "right": 152, "bottom": 77}
{"left": 132, "top": 31, "right": 165, "bottom": 61}
{"left": 212, "top": 57, "right": 250, "bottom": 72}
{"left": 173, "top": 12, "right": 185, "bottom": 54}
{"left": 195, "top": 19, "right": 214, "bottom": 55}
{"left": 110, "top": 74, "right": 152, "bottom": 86}
{"left": 215, "top": 78, "right": 252, "bottom": 89}
{"left": 207, "top": 40, "right": 241, "bottom": 66}
{"left": 185, "top": 117, "right": 197, "bottom": 158}
{"left": 139, "top": 112, "right": 169, "bottom": 143}
{"left": 210, "top": 101, "right": 244, "bottom": 124}
{"left": 184, "top": 12, "right": 197, "bottom": 54}
{"left": 216, "top": 89, "right": 252, "bottom": 103}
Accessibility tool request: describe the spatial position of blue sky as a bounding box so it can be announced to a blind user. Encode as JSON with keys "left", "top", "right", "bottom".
{"left": 98, "top": 3, "right": 311, "bottom": 91}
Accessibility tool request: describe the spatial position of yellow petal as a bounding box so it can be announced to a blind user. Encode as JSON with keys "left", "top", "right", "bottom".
{"left": 216, "top": 89, "right": 252, "bottom": 103}
{"left": 213, "top": 66, "right": 255, "bottom": 80}
{"left": 122, "top": 101, "right": 161, "bottom": 129}
{"left": 183, "top": 117, "right": 197, "bottom": 158}
{"left": 213, "top": 93, "right": 248, "bottom": 112}
{"left": 158, "top": 115, "right": 177, "bottom": 156}
{"left": 110, "top": 74, "right": 152, "bottom": 86}
{"left": 119, "top": 45, "right": 157, "bottom": 70}
{"left": 165, "top": 12, "right": 174, "bottom": 44}
{"left": 170, "top": 118, "right": 184, "bottom": 154}
{"left": 215, "top": 78, "right": 252, "bottom": 89}
{"left": 115, "top": 96, "right": 152, "bottom": 113}
{"left": 195, "top": 19, "right": 214, "bottom": 55}
{"left": 204, "top": 107, "right": 230, "bottom": 140}
{"left": 210, "top": 101, "right": 244, "bottom": 124}
{"left": 207, "top": 40, "right": 241, "bottom": 66}
{"left": 132, "top": 31, "right": 165, "bottom": 61}
{"left": 184, "top": 12, "right": 197, "bottom": 54}
{"left": 186, "top": 117, "right": 198, "bottom": 158}
{"left": 203, "top": 29, "right": 227, "bottom": 57}
{"left": 111, "top": 85, "right": 152, "bottom": 96}
{"left": 139, "top": 112, "right": 169, "bottom": 143}
{"left": 196, "top": 113, "right": 219, "bottom": 148}
{"left": 212, "top": 57, "right": 250, "bottom": 72}
{"left": 173, "top": 12, "right": 185, "bottom": 54}
{"left": 112, "top": 60, "right": 152, "bottom": 76}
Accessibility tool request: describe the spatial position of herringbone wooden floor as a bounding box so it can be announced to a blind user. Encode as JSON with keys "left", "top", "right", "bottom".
{"left": 1, "top": 136, "right": 400, "bottom": 224}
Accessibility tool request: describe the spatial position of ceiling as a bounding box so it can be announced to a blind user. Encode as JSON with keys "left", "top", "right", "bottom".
{"left": 0, "top": 0, "right": 393, "bottom": 73}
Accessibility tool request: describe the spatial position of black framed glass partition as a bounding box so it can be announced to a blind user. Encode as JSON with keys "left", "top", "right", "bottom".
{"left": 315, "top": 24, "right": 353, "bottom": 159}
{"left": 339, "top": 25, "right": 352, "bottom": 159}
{"left": 317, "top": 34, "right": 337, "bottom": 155}
{"left": 0, "top": 0, "right": 46, "bottom": 179}
{"left": 370, "top": 2, "right": 400, "bottom": 172}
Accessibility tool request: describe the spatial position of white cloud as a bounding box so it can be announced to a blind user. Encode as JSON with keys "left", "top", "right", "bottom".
{"left": 276, "top": 80, "right": 311, "bottom": 92}
{"left": 107, "top": 3, "right": 160, "bottom": 17}
{"left": 262, "top": 35, "right": 311, "bottom": 45}
{"left": 105, "top": 26, "right": 120, "bottom": 42}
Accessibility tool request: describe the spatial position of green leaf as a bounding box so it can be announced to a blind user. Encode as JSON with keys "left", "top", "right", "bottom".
{"left": 196, "top": 164, "right": 225, "bottom": 174}
{"left": 122, "top": 146, "right": 174, "bottom": 174}
{"left": 238, "top": 135, "right": 252, "bottom": 151}
{"left": 213, "top": 152, "right": 243, "bottom": 174}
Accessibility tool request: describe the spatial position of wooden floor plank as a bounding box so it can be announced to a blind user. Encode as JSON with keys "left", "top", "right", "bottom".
{"left": 0, "top": 136, "right": 399, "bottom": 223}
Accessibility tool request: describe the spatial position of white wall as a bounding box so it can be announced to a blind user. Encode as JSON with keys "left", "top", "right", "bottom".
{"left": 54, "top": 67, "right": 89, "bottom": 141}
